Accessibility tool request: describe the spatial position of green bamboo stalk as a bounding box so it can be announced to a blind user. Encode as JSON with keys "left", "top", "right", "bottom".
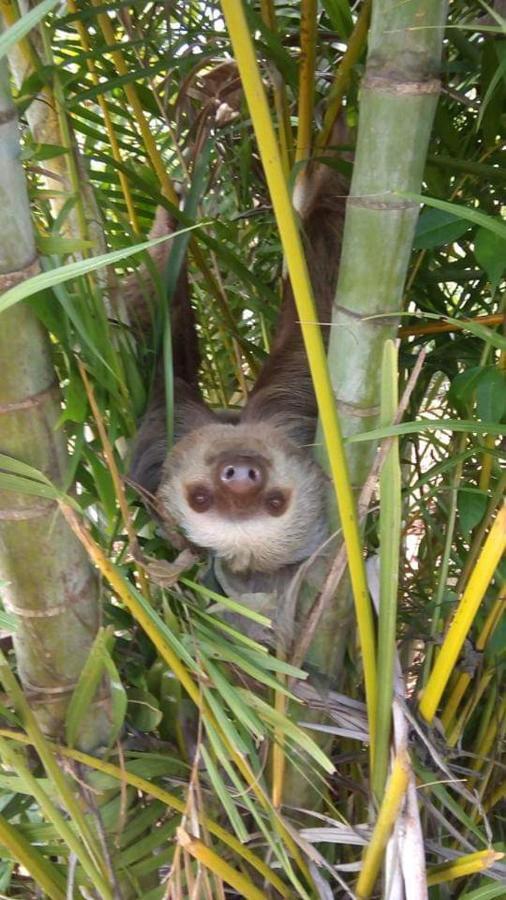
{"left": 313, "top": 0, "right": 448, "bottom": 754}
{"left": 0, "top": 36, "right": 110, "bottom": 751}
{"left": 321, "top": 0, "right": 448, "bottom": 485}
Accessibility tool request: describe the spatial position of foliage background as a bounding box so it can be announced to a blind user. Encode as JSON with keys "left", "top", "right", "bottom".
{"left": 0, "top": 0, "right": 504, "bottom": 898}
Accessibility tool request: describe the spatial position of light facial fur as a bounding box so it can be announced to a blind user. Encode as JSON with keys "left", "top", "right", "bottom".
{"left": 156, "top": 421, "right": 328, "bottom": 573}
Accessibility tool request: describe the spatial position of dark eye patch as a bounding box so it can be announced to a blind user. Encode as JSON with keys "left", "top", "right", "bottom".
{"left": 264, "top": 490, "right": 289, "bottom": 517}
{"left": 187, "top": 484, "right": 213, "bottom": 512}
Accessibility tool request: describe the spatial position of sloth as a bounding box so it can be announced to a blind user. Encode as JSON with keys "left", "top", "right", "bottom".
{"left": 128, "top": 150, "right": 349, "bottom": 587}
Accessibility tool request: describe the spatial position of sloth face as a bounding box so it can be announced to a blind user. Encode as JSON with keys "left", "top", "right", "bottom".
{"left": 156, "top": 421, "right": 328, "bottom": 573}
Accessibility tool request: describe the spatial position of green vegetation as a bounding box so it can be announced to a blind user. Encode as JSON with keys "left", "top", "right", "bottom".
{"left": 0, "top": 1, "right": 504, "bottom": 897}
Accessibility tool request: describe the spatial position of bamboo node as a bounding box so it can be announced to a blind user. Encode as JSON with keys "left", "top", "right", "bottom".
{"left": 22, "top": 680, "right": 78, "bottom": 697}
{"left": 335, "top": 398, "right": 381, "bottom": 418}
{"left": 362, "top": 75, "right": 441, "bottom": 95}
{"left": 0, "top": 501, "right": 56, "bottom": 520}
{"left": 0, "top": 257, "right": 39, "bottom": 292}
{"left": 0, "top": 380, "right": 58, "bottom": 414}
{"left": 334, "top": 303, "right": 399, "bottom": 326}
{"left": 3, "top": 600, "right": 68, "bottom": 618}
{"left": 347, "top": 195, "right": 417, "bottom": 211}
{"left": 0, "top": 106, "right": 17, "bottom": 126}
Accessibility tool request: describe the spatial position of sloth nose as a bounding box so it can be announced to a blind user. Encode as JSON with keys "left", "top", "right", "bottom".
{"left": 218, "top": 458, "right": 265, "bottom": 496}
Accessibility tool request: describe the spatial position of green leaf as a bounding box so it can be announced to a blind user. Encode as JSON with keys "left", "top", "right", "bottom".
{"left": 458, "top": 490, "right": 488, "bottom": 536}
{"left": 474, "top": 227, "right": 506, "bottom": 292}
{"left": 401, "top": 192, "right": 506, "bottom": 241}
{"left": 59, "top": 372, "right": 88, "bottom": 424}
{"left": 201, "top": 744, "right": 249, "bottom": 842}
{"left": 0, "top": 225, "right": 203, "bottom": 315}
{"left": 206, "top": 659, "right": 266, "bottom": 740}
{"left": 448, "top": 367, "right": 483, "bottom": 414}
{"left": 65, "top": 628, "right": 114, "bottom": 748}
{"left": 476, "top": 368, "right": 506, "bottom": 423}
{"left": 127, "top": 689, "right": 162, "bottom": 732}
{"left": 460, "top": 880, "right": 506, "bottom": 900}
{"left": 346, "top": 418, "right": 505, "bottom": 443}
{"left": 0, "top": 0, "right": 60, "bottom": 60}
{"left": 0, "top": 608, "right": 17, "bottom": 634}
{"left": 103, "top": 654, "right": 127, "bottom": 747}
{"left": 36, "top": 236, "right": 96, "bottom": 255}
{"left": 321, "top": 0, "right": 353, "bottom": 36}
{"left": 20, "top": 143, "right": 68, "bottom": 162}
{"left": 413, "top": 208, "right": 471, "bottom": 249}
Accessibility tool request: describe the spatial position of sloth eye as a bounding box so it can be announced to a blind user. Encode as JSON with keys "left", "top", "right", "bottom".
{"left": 187, "top": 485, "right": 213, "bottom": 512}
{"left": 265, "top": 490, "right": 287, "bottom": 516}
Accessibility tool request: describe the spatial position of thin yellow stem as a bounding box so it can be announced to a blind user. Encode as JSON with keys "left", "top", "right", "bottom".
{"left": 356, "top": 752, "right": 410, "bottom": 899}
{"left": 271, "top": 647, "right": 287, "bottom": 808}
{"left": 470, "top": 693, "right": 505, "bottom": 775}
{"left": 426, "top": 849, "right": 504, "bottom": 886}
{"left": 296, "top": 0, "right": 317, "bottom": 164}
{"left": 446, "top": 671, "right": 492, "bottom": 748}
{"left": 441, "top": 585, "right": 505, "bottom": 730}
{"left": 315, "top": 0, "right": 371, "bottom": 151}
{"left": 220, "top": 0, "right": 377, "bottom": 761}
{"left": 420, "top": 502, "right": 506, "bottom": 723}
{"left": 177, "top": 828, "right": 267, "bottom": 900}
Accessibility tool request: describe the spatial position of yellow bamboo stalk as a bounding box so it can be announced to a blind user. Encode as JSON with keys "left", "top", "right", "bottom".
{"left": 446, "top": 670, "right": 493, "bottom": 748}
{"left": 441, "top": 585, "right": 505, "bottom": 730}
{"left": 426, "top": 849, "right": 504, "bottom": 886}
{"left": 470, "top": 693, "right": 506, "bottom": 774}
{"left": 89, "top": 0, "right": 177, "bottom": 205}
{"left": 486, "top": 780, "right": 506, "bottom": 812}
{"left": 220, "top": 0, "right": 377, "bottom": 759}
{"left": 296, "top": 0, "right": 317, "bottom": 164}
{"left": 0, "top": 728, "right": 291, "bottom": 898}
{"left": 259, "top": 0, "right": 276, "bottom": 29}
{"left": 271, "top": 650, "right": 287, "bottom": 808}
{"left": 315, "top": 0, "right": 371, "bottom": 151}
{"left": 420, "top": 502, "right": 506, "bottom": 723}
{"left": 67, "top": 0, "right": 139, "bottom": 231}
{"left": 177, "top": 828, "right": 267, "bottom": 900}
{"left": 356, "top": 752, "right": 410, "bottom": 899}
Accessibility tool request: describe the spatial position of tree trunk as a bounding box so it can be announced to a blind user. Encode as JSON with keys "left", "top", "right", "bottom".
{"left": 322, "top": 0, "right": 448, "bottom": 477}
{"left": 0, "top": 48, "right": 110, "bottom": 752}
